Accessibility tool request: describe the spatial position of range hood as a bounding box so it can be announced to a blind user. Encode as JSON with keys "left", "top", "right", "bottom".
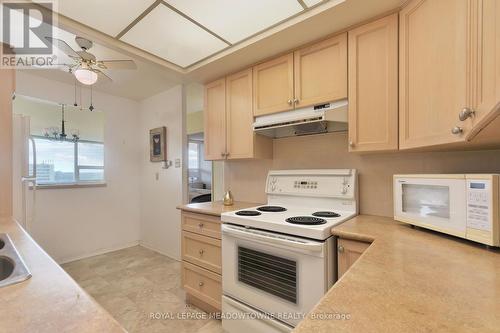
{"left": 253, "top": 99, "right": 348, "bottom": 138}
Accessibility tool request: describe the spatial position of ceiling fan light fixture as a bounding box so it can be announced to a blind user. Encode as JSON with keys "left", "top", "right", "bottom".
{"left": 74, "top": 67, "right": 98, "bottom": 85}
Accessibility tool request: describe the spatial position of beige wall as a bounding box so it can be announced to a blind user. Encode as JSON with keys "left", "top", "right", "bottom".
{"left": 139, "top": 85, "right": 184, "bottom": 260}
{"left": 186, "top": 110, "right": 203, "bottom": 135}
{"left": 224, "top": 132, "right": 500, "bottom": 217}
{"left": 13, "top": 96, "right": 105, "bottom": 142}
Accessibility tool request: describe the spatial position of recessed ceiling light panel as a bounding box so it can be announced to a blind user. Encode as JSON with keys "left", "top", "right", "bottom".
{"left": 165, "top": 0, "right": 304, "bottom": 44}
{"left": 120, "top": 5, "right": 229, "bottom": 68}
{"left": 57, "top": 0, "right": 157, "bottom": 36}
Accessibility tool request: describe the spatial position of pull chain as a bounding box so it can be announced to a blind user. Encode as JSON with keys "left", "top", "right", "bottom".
{"left": 89, "top": 85, "right": 94, "bottom": 111}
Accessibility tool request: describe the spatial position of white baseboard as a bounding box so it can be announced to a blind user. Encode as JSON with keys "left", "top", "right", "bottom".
{"left": 139, "top": 241, "right": 180, "bottom": 262}
{"left": 57, "top": 240, "right": 140, "bottom": 264}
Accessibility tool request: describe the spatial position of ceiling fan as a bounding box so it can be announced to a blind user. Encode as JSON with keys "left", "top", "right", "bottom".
{"left": 45, "top": 36, "right": 137, "bottom": 85}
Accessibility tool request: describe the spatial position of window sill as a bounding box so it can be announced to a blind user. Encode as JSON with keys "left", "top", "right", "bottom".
{"left": 30, "top": 182, "right": 107, "bottom": 190}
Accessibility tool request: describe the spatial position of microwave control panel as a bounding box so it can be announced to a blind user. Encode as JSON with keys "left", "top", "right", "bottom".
{"left": 466, "top": 179, "right": 491, "bottom": 232}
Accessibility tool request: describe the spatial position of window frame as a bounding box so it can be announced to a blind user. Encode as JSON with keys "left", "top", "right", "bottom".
{"left": 32, "top": 135, "right": 105, "bottom": 187}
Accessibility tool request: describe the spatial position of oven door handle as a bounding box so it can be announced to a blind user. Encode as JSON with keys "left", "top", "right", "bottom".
{"left": 222, "top": 225, "right": 324, "bottom": 252}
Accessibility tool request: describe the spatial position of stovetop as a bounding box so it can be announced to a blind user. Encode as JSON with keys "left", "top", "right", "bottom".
{"left": 221, "top": 205, "right": 356, "bottom": 240}
{"left": 221, "top": 169, "right": 358, "bottom": 240}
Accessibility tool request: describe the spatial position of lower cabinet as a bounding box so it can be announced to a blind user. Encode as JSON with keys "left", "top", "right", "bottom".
{"left": 181, "top": 212, "right": 222, "bottom": 313}
{"left": 337, "top": 238, "right": 371, "bottom": 278}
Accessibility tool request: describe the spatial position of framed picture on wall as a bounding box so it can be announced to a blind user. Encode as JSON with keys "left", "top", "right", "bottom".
{"left": 150, "top": 127, "right": 167, "bottom": 162}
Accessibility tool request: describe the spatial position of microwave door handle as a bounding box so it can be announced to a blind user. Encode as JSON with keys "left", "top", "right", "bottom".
{"left": 221, "top": 225, "right": 323, "bottom": 252}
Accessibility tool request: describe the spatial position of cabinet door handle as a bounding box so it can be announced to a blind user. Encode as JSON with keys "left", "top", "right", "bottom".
{"left": 287, "top": 99, "right": 293, "bottom": 105}
{"left": 226, "top": 152, "right": 230, "bottom": 157}
{"left": 451, "top": 126, "right": 463, "bottom": 135}
{"left": 337, "top": 245, "right": 345, "bottom": 253}
{"left": 349, "top": 141, "right": 355, "bottom": 147}
{"left": 199, "top": 249, "right": 204, "bottom": 256}
{"left": 459, "top": 107, "right": 475, "bottom": 121}
{"left": 221, "top": 152, "right": 225, "bottom": 157}
{"left": 198, "top": 281, "right": 204, "bottom": 287}
{"left": 293, "top": 98, "right": 299, "bottom": 105}
{"left": 198, "top": 223, "right": 204, "bottom": 229}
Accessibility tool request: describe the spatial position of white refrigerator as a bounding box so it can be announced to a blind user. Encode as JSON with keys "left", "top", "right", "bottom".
{"left": 12, "top": 113, "right": 37, "bottom": 232}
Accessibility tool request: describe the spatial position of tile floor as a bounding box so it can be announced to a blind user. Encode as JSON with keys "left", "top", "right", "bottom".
{"left": 62, "top": 246, "right": 223, "bottom": 333}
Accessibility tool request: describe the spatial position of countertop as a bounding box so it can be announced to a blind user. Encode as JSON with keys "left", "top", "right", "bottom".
{"left": 177, "top": 201, "right": 261, "bottom": 217}
{"left": 293, "top": 215, "right": 500, "bottom": 333}
{"left": 0, "top": 218, "right": 125, "bottom": 333}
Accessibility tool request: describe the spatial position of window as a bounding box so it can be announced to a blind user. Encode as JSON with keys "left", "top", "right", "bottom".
{"left": 31, "top": 136, "right": 104, "bottom": 185}
{"left": 188, "top": 141, "right": 201, "bottom": 183}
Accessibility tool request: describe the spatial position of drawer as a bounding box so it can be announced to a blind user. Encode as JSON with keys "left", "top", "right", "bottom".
{"left": 182, "top": 231, "right": 221, "bottom": 274}
{"left": 182, "top": 212, "right": 221, "bottom": 239}
{"left": 182, "top": 261, "right": 222, "bottom": 310}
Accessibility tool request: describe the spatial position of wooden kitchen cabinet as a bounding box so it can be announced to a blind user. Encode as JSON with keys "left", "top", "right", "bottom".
{"left": 464, "top": 0, "right": 500, "bottom": 146}
{"left": 348, "top": 14, "right": 398, "bottom": 152}
{"left": 253, "top": 53, "right": 294, "bottom": 116}
{"left": 399, "top": 0, "right": 481, "bottom": 149}
{"left": 204, "top": 70, "right": 272, "bottom": 161}
{"left": 337, "top": 238, "right": 371, "bottom": 278}
{"left": 181, "top": 211, "right": 223, "bottom": 312}
{"left": 253, "top": 34, "right": 348, "bottom": 117}
{"left": 294, "top": 33, "right": 347, "bottom": 108}
{"left": 226, "top": 69, "right": 273, "bottom": 159}
{"left": 0, "top": 67, "right": 14, "bottom": 218}
{"left": 204, "top": 78, "right": 226, "bottom": 160}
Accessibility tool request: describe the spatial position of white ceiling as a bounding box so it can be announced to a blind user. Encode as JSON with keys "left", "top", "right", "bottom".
{"left": 23, "top": 24, "right": 183, "bottom": 101}
{"left": 22, "top": 0, "right": 406, "bottom": 101}
{"left": 53, "top": 0, "right": 333, "bottom": 68}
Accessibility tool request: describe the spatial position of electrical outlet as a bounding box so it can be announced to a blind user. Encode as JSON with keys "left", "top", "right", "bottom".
{"left": 175, "top": 159, "right": 181, "bottom": 168}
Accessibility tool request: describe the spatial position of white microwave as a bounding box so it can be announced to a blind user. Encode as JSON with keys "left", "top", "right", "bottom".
{"left": 394, "top": 174, "right": 499, "bottom": 247}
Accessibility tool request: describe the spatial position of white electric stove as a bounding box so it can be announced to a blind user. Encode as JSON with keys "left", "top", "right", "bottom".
{"left": 220, "top": 169, "right": 358, "bottom": 333}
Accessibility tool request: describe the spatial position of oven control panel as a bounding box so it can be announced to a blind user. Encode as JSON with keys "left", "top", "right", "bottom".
{"left": 266, "top": 169, "right": 356, "bottom": 198}
{"left": 466, "top": 179, "right": 492, "bottom": 232}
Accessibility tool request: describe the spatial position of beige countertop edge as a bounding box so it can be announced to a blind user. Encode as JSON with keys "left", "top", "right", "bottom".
{"left": 177, "top": 201, "right": 262, "bottom": 217}
{"left": 293, "top": 215, "right": 500, "bottom": 333}
{"left": 0, "top": 218, "right": 125, "bottom": 333}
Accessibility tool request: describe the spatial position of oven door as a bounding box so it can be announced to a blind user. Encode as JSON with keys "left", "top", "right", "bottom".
{"left": 394, "top": 176, "right": 467, "bottom": 237}
{"left": 221, "top": 224, "right": 332, "bottom": 327}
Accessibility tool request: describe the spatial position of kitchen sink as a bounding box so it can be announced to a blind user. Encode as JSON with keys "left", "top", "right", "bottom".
{"left": 0, "top": 256, "right": 14, "bottom": 280}
{"left": 0, "top": 234, "right": 31, "bottom": 288}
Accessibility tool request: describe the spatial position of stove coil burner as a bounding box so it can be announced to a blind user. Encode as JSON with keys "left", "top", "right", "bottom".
{"left": 312, "top": 211, "right": 341, "bottom": 218}
{"left": 257, "top": 206, "right": 287, "bottom": 212}
{"left": 285, "top": 216, "right": 327, "bottom": 225}
{"left": 235, "top": 210, "right": 262, "bottom": 216}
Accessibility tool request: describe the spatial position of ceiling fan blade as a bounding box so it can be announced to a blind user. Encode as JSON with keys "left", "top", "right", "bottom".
{"left": 45, "top": 37, "right": 80, "bottom": 58}
{"left": 97, "top": 60, "right": 137, "bottom": 70}
{"left": 93, "top": 69, "right": 113, "bottom": 83}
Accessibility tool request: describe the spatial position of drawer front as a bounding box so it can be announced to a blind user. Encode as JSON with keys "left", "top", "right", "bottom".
{"left": 182, "top": 212, "right": 221, "bottom": 239}
{"left": 182, "top": 231, "right": 221, "bottom": 274}
{"left": 182, "top": 261, "right": 222, "bottom": 310}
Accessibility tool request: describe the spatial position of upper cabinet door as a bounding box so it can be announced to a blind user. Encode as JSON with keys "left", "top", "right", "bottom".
{"left": 348, "top": 14, "right": 398, "bottom": 152}
{"left": 253, "top": 53, "right": 294, "bottom": 116}
{"left": 204, "top": 78, "right": 227, "bottom": 161}
{"left": 399, "top": 0, "right": 469, "bottom": 149}
{"left": 294, "top": 33, "right": 347, "bottom": 108}
{"left": 226, "top": 69, "right": 255, "bottom": 159}
{"left": 467, "top": 0, "right": 500, "bottom": 137}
